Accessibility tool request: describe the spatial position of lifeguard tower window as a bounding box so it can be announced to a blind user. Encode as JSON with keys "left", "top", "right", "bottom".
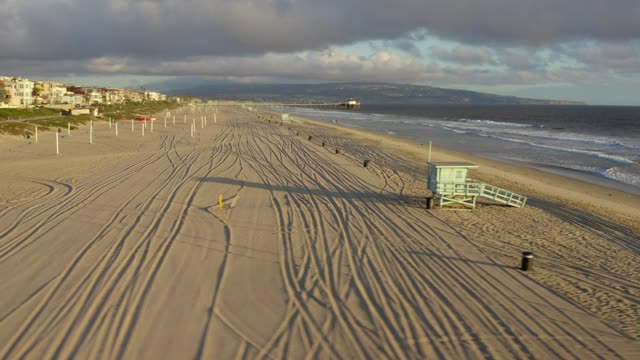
{"left": 455, "top": 170, "right": 464, "bottom": 179}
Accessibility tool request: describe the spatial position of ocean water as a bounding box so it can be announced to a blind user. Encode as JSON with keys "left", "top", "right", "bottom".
{"left": 283, "top": 104, "right": 640, "bottom": 195}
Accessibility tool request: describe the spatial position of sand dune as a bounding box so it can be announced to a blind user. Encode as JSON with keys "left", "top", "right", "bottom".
{"left": 0, "top": 107, "right": 637, "bottom": 359}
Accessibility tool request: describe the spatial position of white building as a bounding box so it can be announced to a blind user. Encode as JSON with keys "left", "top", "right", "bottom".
{"left": 11, "top": 78, "right": 35, "bottom": 107}
{"left": 61, "top": 92, "right": 85, "bottom": 106}
{"left": 51, "top": 86, "right": 67, "bottom": 104}
{"left": 87, "top": 89, "right": 102, "bottom": 104}
{"left": 103, "top": 88, "right": 125, "bottom": 104}
{"left": 145, "top": 91, "right": 160, "bottom": 101}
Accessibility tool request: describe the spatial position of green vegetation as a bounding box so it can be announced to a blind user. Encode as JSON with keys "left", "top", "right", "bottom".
{"left": 0, "top": 100, "right": 180, "bottom": 136}
{"left": 0, "top": 107, "right": 60, "bottom": 120}
{"left": 0, "top": 122, "right": 34, "bottom": 137}
{"left": 28, "top": 116, "right": 91, "bottom": 129}
{"left": 99, "top": 100, "right": 179, "bottom": 120}
{"left": 0, "top": 115, "right": 92, "bottom": 137}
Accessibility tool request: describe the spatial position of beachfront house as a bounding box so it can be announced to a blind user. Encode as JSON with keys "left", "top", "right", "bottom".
{"left": 0, "top": 78, "right": 15, "bottom": 108}
{"left": 145, "top": 91, "right": 160, "bottom": 101}
{"left": 33, "top": 80, "right": 58, "bottom": 105}
{"left": 51, "top": 86, "right": 68, "bottom": 104}
{"left": 103, "top": 88, "right": 125, "bottom": 104}
{"left": 80, "top": 88, "right": 103, "bottom": 105}
{"left": 61, "top": 92, "right": 85, "bottom": 106}
{"left": 7, "top": 78, "right": 35, "bottom": 107}
{"left": 124, "top": 90, "right": 144, "bottom": 102}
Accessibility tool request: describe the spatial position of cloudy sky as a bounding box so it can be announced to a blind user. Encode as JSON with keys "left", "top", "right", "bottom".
{"left": 2, "top": 0, "right": 639, "bottom": 104}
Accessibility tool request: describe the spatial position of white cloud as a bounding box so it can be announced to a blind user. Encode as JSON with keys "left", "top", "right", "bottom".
{"left": 430, "top": 46, "right": 497, "bottom": 65}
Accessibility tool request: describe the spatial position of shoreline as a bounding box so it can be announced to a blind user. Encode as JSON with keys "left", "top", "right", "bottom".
{"left": 277, "top": 111, "right": 640, "bottom": 230}
{"left": 285, "top": 106, "right": 640, "bottom": 197}
{"left": 500, "top": 158, "right": 640, "bottom": 196}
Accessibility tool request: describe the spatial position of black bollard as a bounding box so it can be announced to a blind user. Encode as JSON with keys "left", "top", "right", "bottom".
{"left": 363, "top": 159, "right": 370, "bottom": 167}
{"left": 296, "top": 132, "right": 299, "bottom": 136}
{"left": 521, "top": 252, "right": 534, "bottom": 271}
{"left": 322, "top": 141, "right": 326, "bottom": 146}
{"left": 426, "top": 196, "right": 434, "bottom": 210}
{"left": 335, "top": 148, "right": 340, "bottom": 154}
{"left": 308, "top": 136, "right": 312, "bottom": 141}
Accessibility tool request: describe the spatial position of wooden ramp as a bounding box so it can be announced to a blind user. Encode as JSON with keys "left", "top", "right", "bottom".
{"left": 478, "top": 182, "right": 527, "bottom": 208}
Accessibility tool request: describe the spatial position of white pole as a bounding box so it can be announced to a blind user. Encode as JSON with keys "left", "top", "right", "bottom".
{"left": 67, "top": 122, "right": 71, "bottom": 136}
{"left": 428, "top": 141, "right": 432, "bottom": 162}
{"left": 173, "top": 115, "right": 175, "bottom": 125}
{"left": 56, "top": 132, "right": 59, "bottom": 155}
{"left": 204, "top": 116, "right": 207, "bottom": 126}
{"left": 115, "top": 122, "right": 118, "bottom": 136}
{"left": 184, "top": 115, "right": 186, "bottom": 124}
{"left": 142, "top": 122, "right": 145, "bottom": 137}
{"left": 131, "top": 119, "right": 134, "bottom": 132}
{"left": 109, "top": 119, "right": 112, "bottom": 128}
{"left": 35, "top": 126, "right": 38, "bottom": 143}
{"left": 190, "top": 123, "right": 194, "bottom": 137}
{"left": 151, "top": 119, "right": 154, "bottom": 132}
{"left": 214, "top": 113, "right": 217, "bottom": 123}
{"left": 164, "top": 117, "right": 167, "bottom": 128}
{"left": 201, "top": 117, "right": 204, "bottom": 129}
{"left": 90, "top": 121, "right": 93, "bottom": 144}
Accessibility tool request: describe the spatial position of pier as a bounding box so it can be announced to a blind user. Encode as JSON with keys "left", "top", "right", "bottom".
{"left": 198, "top": 100, "right": 361, "bottom": 109}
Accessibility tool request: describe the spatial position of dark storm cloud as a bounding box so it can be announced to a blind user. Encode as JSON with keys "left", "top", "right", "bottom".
{"left": 1, "top": 0, "right": 639, "bottom": 60}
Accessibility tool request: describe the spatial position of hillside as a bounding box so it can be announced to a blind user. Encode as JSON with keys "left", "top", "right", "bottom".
{"left": 166, "top": 82, "right": 585, "bottom": 105}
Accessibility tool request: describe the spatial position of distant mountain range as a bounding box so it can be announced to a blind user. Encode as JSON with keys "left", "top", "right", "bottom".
{"left": 164, "top": 82, "right": 585, "bottom": 105}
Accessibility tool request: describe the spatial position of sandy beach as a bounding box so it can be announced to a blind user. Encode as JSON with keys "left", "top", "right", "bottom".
{"left": 0, "top": 106, "right": 638, "bottom": 359}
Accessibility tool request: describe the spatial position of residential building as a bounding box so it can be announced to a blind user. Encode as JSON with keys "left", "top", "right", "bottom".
{"left": 61, "top": 92, "right": 85, "bottom": 106}
{"left": 4, "top": 78, "right": 35, "bottom": 107}
{"left": 0, "top": 78, "right": 14, "bottom": 107}
{"left": 51, "top": 86, "right": 68, "bottom": 104}
{"left": 33, "top": 80, "right": 56, "bottom": 104}
{"left": 110, "top": 88, "right": 126, "bottom": 104}
{"left": 124, "top": 90, "right": 143, "bottom": 102}
{"left": 86, "top": 88, "right": 102, "bottom": 104}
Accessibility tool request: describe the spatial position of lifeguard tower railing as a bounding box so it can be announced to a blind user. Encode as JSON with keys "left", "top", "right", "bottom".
{"left": 477, "top": 182, "right": 527, "bottom": 208}
{"left": 434, "top": 180, "right": 527, "bottom": 209}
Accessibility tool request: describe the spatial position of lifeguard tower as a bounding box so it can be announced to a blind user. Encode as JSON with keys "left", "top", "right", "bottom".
{"left": 428, "top": 162, "right": 527, "bottom": 210}
{"left": 282, "top": 113, "right": 290, "bottom": 122}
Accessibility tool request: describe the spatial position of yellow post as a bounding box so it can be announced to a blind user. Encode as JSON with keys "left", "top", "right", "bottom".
{"left": 219, "top": 194, "right": 223, "bottom": 209}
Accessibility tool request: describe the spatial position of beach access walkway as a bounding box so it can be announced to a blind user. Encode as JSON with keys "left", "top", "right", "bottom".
{"left": 0, "top": 106, "right": 637, "bottom": 359}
